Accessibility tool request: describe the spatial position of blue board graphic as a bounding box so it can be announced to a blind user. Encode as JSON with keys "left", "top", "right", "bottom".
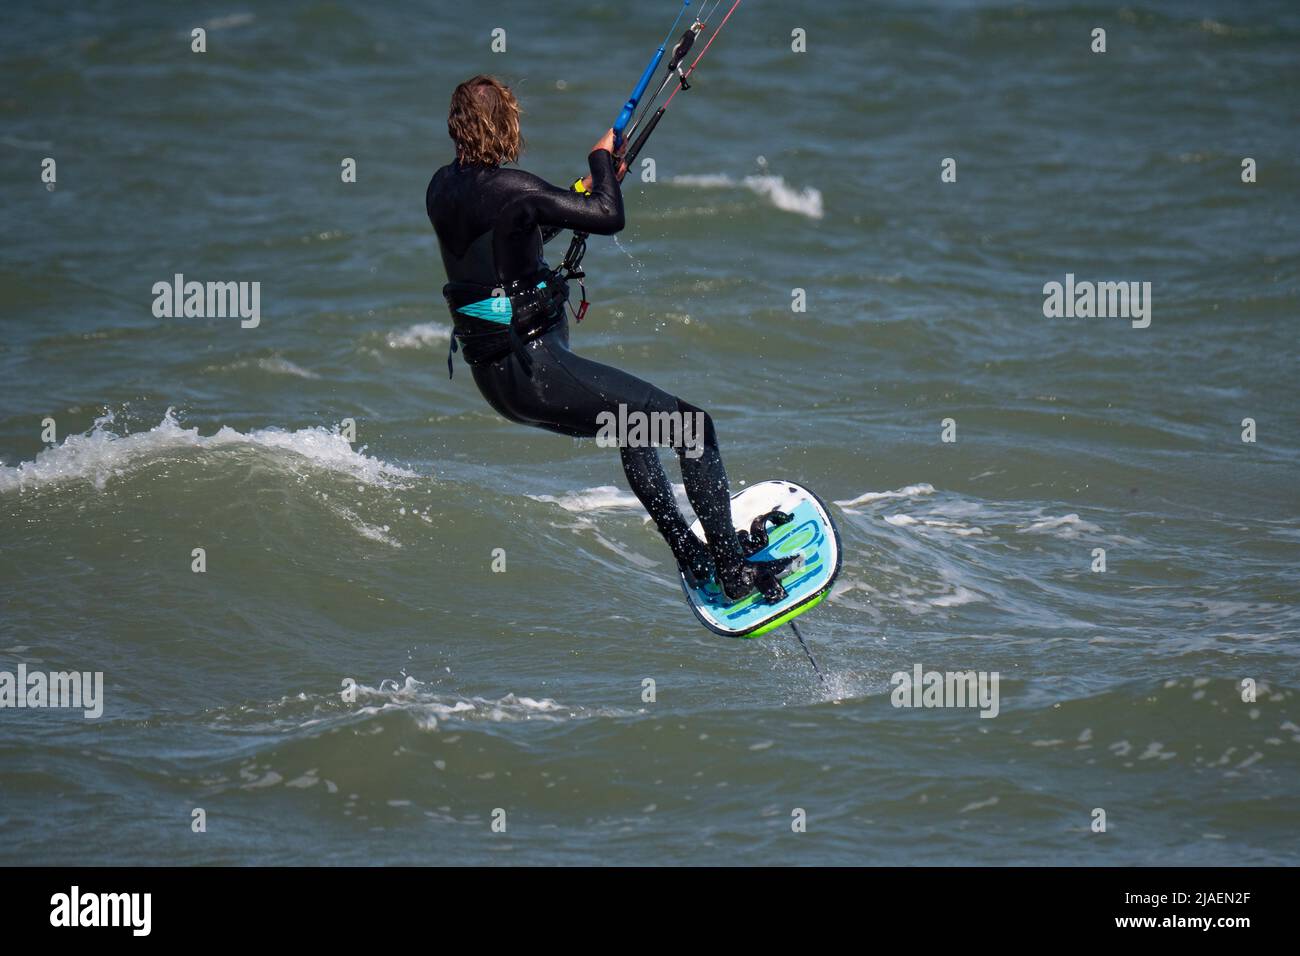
{"left": 680, "top": 480, "right": 841, "bottom": 637}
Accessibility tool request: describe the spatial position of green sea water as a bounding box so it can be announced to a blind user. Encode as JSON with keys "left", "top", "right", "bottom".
{"left": 1, "top": 0, "right": 1297, "bottom": 865}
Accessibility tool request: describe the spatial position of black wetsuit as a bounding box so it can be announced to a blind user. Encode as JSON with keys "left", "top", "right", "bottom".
{"left": 427, "top": 149, "right": 786, "bottom": 598}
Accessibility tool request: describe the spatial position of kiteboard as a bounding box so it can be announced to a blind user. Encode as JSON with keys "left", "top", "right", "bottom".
{"left": 680, "top": 480, "right": 841, "bottom": 638}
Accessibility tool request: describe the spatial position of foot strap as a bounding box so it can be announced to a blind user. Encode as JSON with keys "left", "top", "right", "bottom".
{"left": 736, "top": 509, "right": 794, "bottom": 557}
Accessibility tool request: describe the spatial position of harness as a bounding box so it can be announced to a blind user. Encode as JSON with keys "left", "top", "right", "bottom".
{"left": 441, "top": 271, "right": 570, "bottom": 378}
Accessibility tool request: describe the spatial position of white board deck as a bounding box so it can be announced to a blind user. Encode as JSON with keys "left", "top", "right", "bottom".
{"left": 680, "top": 479, "right": 841, "bottom": 637}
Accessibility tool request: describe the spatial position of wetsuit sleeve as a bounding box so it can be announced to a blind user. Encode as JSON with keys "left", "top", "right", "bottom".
{"left": 515, "top": 149, "right": 625, "bottom": 237}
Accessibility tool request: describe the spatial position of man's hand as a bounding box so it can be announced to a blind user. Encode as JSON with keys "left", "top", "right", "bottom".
{"left": 579, "top": 128, "right": 627, "bottom": 191}
{"left": 590, "top": 128, "right": 618, "bottom": 156}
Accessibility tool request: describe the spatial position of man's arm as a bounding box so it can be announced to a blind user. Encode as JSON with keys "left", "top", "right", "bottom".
{"left": 519, "top": 147, "right": 625, "bottom": 238}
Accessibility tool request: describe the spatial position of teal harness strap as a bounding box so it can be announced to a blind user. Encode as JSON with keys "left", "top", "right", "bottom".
{"left": 454, "top": 295, "right": 514, "bottom": 323}
{"left": 442, "top": 276, "right": 566, "bottom": 379}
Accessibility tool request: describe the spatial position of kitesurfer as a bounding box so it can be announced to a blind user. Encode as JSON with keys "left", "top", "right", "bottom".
{"left": 426, "top": 75, "right": 790, "bottom": 601}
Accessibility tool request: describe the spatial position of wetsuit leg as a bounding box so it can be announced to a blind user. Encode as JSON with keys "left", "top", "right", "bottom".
{"left": 665, "top": 399, "right": 792, "bottom": 599}
{"left": 470, "top": 324, "right": 735, "bottom": 580}
{"left": 618, "top": 444, "right": 714, "bottom": 582}
{"left": 668, "top": 401, "right": 746, "bottom": 578}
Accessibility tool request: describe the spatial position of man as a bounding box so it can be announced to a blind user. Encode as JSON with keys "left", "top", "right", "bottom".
{"left": 427, "top": 75, "right": 790, "bottom": 601}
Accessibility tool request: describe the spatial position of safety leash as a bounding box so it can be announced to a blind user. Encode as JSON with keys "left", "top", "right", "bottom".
{"left": 789, "top": 620, "right": 828, "bottom": 686}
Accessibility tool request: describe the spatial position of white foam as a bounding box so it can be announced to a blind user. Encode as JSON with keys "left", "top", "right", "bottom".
{"left": 742, "top": 174, "right": 824, "bottom": 219}
{"left": 931, "top": 586, "right": 985, "bottom": 608}
{"left": 886, "top": 515, "right": 985, "bottom": 537}
{"left": 530, "top": 484, "right": 665, "bottom": 513}
{"left": 0, "top": 408, "right": 417, "bottom": 494}
{"left": 670, "top": 173, "right": 735, "bottom": 188}
{"left": 203, "top": 13, "right": 254, "bottom": 30}
{"left": 959, "top": 796, "right": 1000, "bottom": 813}
{"left": 326, "top": 502, "right": 402, "bottom": 549}
{"left": 343, "top": 679, "right": 625, "bottom": 727}
{"left": 669, "top": 173, "right": 824, "bottom": 220}
{"left": 201, "top": 356, "right": 320, "bottom": 378}
{"left": 1020, "top": 513, "right": 1102, "bottom": 539}
{"left": 386, "top": 322, "right": 450, "bottom": 350}
{"left": 255, "top": 357, "right": 319, "bottom": 379}
{"left": 835, "top": 483, "right": 936, "bottom": 507}
{"left": 586, "top": 528, "right": 660, "bottom": 569}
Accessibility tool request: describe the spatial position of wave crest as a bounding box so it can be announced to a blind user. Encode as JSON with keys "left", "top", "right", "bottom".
{"left": 0, "top": 408, "right": 417, "bottom": 494}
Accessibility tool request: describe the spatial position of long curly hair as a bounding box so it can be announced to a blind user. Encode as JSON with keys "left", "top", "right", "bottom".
{"left": 448, "top": 75, "right": 523, "bottom": 166}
